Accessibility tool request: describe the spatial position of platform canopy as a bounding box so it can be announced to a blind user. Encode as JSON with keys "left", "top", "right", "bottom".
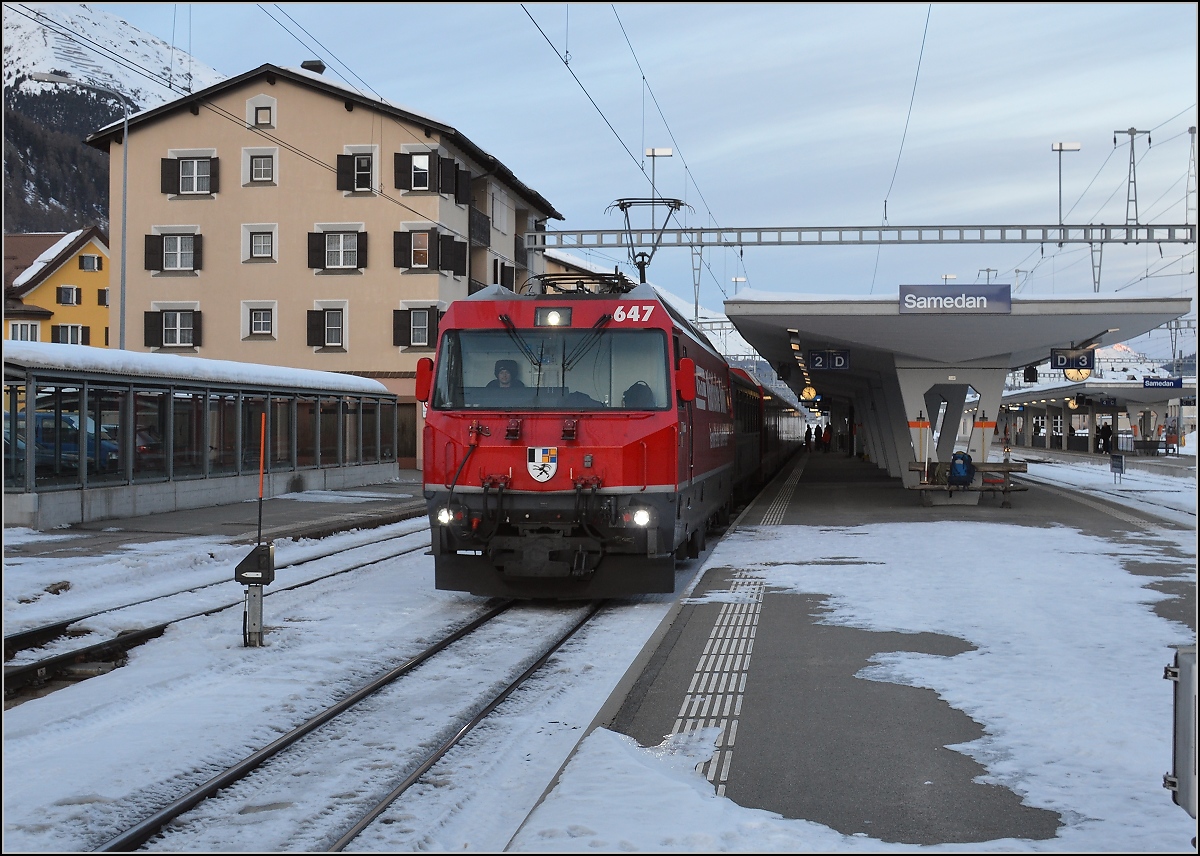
{"left": 723, "top": 287, "right": 1192, "bottom": 499}
{"left": 723, "top": 290, "right": 1191, "bottom": 369}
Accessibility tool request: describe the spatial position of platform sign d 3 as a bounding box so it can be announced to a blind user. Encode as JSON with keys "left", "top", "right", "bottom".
{"left": 1050, "top": 348, "right": 1095, "bottom": 370}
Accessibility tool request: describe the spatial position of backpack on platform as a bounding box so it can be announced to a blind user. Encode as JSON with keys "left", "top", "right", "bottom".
{"left": 947, "top": 451, "right": 975, "bottom": 487}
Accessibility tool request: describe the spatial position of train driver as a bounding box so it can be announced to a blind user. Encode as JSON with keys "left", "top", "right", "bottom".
{"left": 488, "top": 359, "right": 525, "bottom": 389}
{"left": 622, "top": 380, "right": 656, "bottom": 408}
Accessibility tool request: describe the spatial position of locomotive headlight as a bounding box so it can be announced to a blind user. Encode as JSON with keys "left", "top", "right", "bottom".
{"left": 437, "top": 507, "right": 453, "bottom": 525}
{"left": 535, "top": 307, "right": 572, "bottom": 327}
{"left": 632, "top": 508, "right": 651, "bottom": 527}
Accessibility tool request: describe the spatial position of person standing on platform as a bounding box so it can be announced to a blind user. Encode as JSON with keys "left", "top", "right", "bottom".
{"left": 805, "top": 424, "right": 813, "bottom": 452}
{"left": 1098, "top": 422, "right": 1113, "bottom": 454}
{"left": 822, "top": 424, "right": 832, "bottom": 453}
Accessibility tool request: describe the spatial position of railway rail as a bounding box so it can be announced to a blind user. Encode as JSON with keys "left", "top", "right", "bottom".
{"left": 4, "top": 525, "right": 433, "bottom": 699}
{"left": 94, "top": 599, "right": 605, "bottom": 852}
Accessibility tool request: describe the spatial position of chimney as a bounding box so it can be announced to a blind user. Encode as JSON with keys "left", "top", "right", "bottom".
{"left": 301, "top": 60, "right": 326, "bottom": 74}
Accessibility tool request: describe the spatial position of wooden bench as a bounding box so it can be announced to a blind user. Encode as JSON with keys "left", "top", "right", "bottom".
{"left": 908, "top": 461, "right": 1029, "bottom": 508}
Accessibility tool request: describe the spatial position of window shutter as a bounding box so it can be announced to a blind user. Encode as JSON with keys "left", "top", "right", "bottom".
{"left": 56, "top": 286, "right": 66, "bottom": 304}
{"left": 426, "top": 229, "right": 440, "bottom": 270}
{"left": 161, "top": 158, "right": 180, "bottom": 194}
{"left": 81, "top": 326, "right": 91, "bottom": 346}
{"left": 357, "top": 232, "right": 368, "bottom": 269}
{"left": 451, "top": 240, "right": 467, "bottom": 277}
{"left": 393, "top": 231, "right": 412, "bottom": 268}
{"left": 438, "top": 157, "right": 456, "bottom": 194}
{"left": 455, "top": 167, "right": 471, "bottom": 205}
{"left": 438, "top": 234, "right": 456, "bottom": 272}
{"left": 307, "top": 310, "right": 325, "bottom": 346}
{"left": 394, "top": 153, "right": 412, "bottom": 190}
{"left": 192, "top": 234, "right": 204, "bottom": 270}
{"left": 77, "top": 256, "right": 85, "bottom": 269}
{"left": 393, "top": 309, "right": 412, "bottom": 346}
{"left": 192, "top": 311, "right": 203, "bottom": 347}
{"left": 50, "top": 325, "right": 61, "bottom": 343}
{"left": 144, "top": 312, "right": 164, "bottom": 348}
{"left": 96, "top": 256, "right": 102, "bottom": 270}
{"left": 145, "top": 234, "right": 164, "bottom": 270}
{"left": 208, "top": 157, "right": 220, "bottom": 193}
{"left": 98, "top": 289, "right": 108, "bottom": 306}
{"left": 307, "top": 233, "right": 325, "bottom": 269}
{"left": 501, "top": 263, "right": 514, "bottom": 289}
{"left": 336, "top": 154, "right": 354, "bottom": 191}
{"left": 431, "top": 310, "right": 442, "bottom": 346}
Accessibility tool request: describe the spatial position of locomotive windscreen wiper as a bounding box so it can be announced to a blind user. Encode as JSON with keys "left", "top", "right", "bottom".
{"left": 499, "top": 314, "right": 541, "bottom": 370}
{"left": 562, "top": 314, "right": 612, "bottom": 371}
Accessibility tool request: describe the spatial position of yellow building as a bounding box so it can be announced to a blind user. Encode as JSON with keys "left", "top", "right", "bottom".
{"left": 4, "top": 227, "right": 112, "bottom": 346}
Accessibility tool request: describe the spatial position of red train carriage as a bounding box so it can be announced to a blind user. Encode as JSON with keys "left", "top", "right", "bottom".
{"left": 416, "top": 273, "right": 736, "bottom": 599}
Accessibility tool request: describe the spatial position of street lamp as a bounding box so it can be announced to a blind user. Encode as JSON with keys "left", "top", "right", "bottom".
{"left": 732, "top": 276, "right": 747, "bottom": 295}
{"left": 1051, "top": 142, "right": 1081, "bottom": 229}
{"left": 34, "top": 72, "right": 132, "bottom": 350}
{"left": 941, "top": 274, "right": 957, "bottom": 287}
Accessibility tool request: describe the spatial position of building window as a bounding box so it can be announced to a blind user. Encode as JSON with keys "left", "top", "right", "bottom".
{"left": 163, "top": 311, "right": 194, "bottom": 346}
{"left": 354, "top": 155, "right": 372, "bottom": 191}
{"left": 250, "top": 308, "right": 273, "bottom": 335}
{"left": 410, "top": 309, "right": 429, "bottom": 347}
{"left": 164, "top": 235, "right": 195, "bottom": 270}
{"left": 411, "top": 233, "right": 430, "bottom": 268}
{"left": 56, "top": 286, "right": 82, "bottom": 305}
{"left": 324, "top": 309, "right": 343, "bottom": 347}
{"left": 325, "top": 232, "right": 358, "bottom": 269}
{"left": 250, "top": 232, "right": 273, "bottom": 258}
{"left": 250, "top": 155, "right": 273, "bottom": 182}
{"left": 307, "top": 307, "right": 346, "bottom": 348}
{"left": 9, "top": 322, "right": 39, "bottom": 341}
{"left": 98, "top": 288, "right": 109, "bottom": 306}
{"left": 254, "top": 106, "right": 272, "bottom": 126}
{"left": 162, "top": 155, "right": 219, "bottom": 195}
{"left": 179, "top": 158, "right": 211, "bottom": 194}
{"left": 411, "top": 154, "right": 430, "bottom": 190}
{"left": 79, "top": 254, "right": 102, "bottom": 271}
{"left": 51, "top": 324, "right": 87, "bottom": 344}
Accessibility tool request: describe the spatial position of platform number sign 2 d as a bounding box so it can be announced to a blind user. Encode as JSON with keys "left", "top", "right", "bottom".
{"left": 808, "top": 350, "right": 850, "bottom": 370}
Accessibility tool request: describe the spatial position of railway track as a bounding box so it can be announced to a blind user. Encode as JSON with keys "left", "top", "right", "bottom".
{"left": 92, "top": 599, "right": 605, "bottom": 852}
{"left": 4, "top": 525, "right": 433, "bottom": 700}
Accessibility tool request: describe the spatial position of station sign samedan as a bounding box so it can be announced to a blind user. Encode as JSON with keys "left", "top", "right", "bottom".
{"left": 899, "top": 283, "right": 1012, "bottom": 314}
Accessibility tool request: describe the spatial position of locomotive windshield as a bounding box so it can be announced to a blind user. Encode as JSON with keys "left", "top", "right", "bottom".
{"left": 431, "top": 328, "right": 670, "bottom": 411}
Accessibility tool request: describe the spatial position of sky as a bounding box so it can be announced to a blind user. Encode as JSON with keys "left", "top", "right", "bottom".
{"left": 2, "top": 451, "right": 1196, "bottom": 852}
{"left": 73, "top": 2, "right": 1198, "bottom": 361}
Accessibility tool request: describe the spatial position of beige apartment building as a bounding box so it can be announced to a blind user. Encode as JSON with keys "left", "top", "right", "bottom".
{"left": 84, "top": 62, "right": 562, "bottom": 465}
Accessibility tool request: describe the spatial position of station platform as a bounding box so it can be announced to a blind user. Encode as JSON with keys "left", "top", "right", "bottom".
{"left": 598, "top": 448, "right": 1196, "bottom": 846}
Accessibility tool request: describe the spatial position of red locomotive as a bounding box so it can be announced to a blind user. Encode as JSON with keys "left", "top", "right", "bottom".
{"left": 416, "top": 271, "right": 798, "bottom": 598}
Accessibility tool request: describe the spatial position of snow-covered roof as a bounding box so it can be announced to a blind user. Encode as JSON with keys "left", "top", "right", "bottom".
{"left": 4, "top": 341, "right": 391, "bottom": 395}
{"left": 10, "top": 230, "right": 83, "bottom": 289}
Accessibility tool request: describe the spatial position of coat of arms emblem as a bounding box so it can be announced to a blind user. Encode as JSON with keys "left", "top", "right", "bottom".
{"left": 527, "top": 446, "right": 558, "bottom": 482}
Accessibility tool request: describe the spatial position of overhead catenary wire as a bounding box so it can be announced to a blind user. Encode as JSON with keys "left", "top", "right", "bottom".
{"left": 870, "top": 3, "right": 932, "bottom": 294}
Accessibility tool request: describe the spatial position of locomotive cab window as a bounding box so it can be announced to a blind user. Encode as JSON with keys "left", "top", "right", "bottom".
{"left": 431, "top": 328, "right": 669, "bottom": 411}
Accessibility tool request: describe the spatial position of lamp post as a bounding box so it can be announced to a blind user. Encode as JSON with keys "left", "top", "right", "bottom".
{"left": 1051, "top": 142, "right": 1081, "bottom": 228}
{"left": 34, "top": 72, "right": 131, "bottom": 350}
{"left": 732, "top": 276, "right": 746, "bottom": 295}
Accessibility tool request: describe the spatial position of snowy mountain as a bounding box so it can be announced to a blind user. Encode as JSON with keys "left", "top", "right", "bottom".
{"left": 3, "top": 2, "right": 225, "bottom": 109}
{"left": 2, "top": 3, "right": 226, "bottom": 233}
